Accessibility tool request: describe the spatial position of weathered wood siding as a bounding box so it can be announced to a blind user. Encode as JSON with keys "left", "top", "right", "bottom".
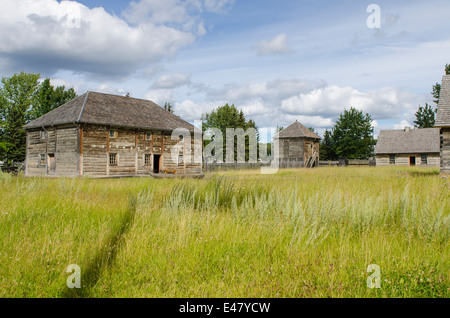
{"left": 152, "top": 131, "right": 162, "bottom": 154}
{"left": 441, "top": 128, "right": 450, "bottom": 173}
{"left": 186, "top": 135, "right": 203, "bottom": 175}
{"left": 82, "top": 125, "right": 108, "bottom": 176}
{"left": 288, "top": 139, "right": 304, "bottom": 160}
{"left": 25, "top": 127, "right": 79, "bottom": 176}
{"left": 81, "top": 126, "right": 201, "bottom": 176}
{"left": 26, "top": 130, "right": 47, "bottom": 176}
{"left": 54, "top": 127, "right": 79, "bottom": 176}
{"left": 162, "top": 135, "right": 184, "bottom": 173}
{"left": 26, "top": 125, "right": 202, "bottom": 177}
{"left": 304, "top": 139, "right": 320, "bottom": 165}
{"left": 109, "top": 129, "right": 136, "bottom": 176}
{"left": 277, "top": 138, "right": 319, "bottom": 167}
{"left": 137, "top": 132, "right": 153, "bottom": 174}
{"left": 376, "top": 153, "right": 440, "bottom": 167}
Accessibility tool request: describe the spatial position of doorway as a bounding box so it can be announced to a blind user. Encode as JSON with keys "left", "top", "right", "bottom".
{"left": 153, "top": 154, "right": 161, "bottom": 173}
{"left": 409, "top": 156, "right": 416, "bottom": 166}
{"left": 47, "top": 153, "right": 56, "bottom": 175}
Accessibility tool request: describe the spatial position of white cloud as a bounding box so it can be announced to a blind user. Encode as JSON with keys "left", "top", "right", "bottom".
{"left": 0, "top": 0, "right": 226, "bottom": 77}
{"left": 123, "top": 0, "right": 234, "bottom": 31}
{"left": 171, "top": 79, "right": 425, "bottom": 135}
{"left": 254, "top": 33, "right": 292, "bottom": 56}
{"left": 92, "top": 84, "right": 128, "bottom": 96}
{"left": 175, "top": 99, "right": 212, "bottom": 122}
{"left": 207, "top": 78, "right": 324, "bottom": 103}
{"left": 152, "top": 73, "right": 192, "bottom": 89}
{"left": 143, "top": 89, "right": 175, "bottom": 106}
{"left": 393, "top": 120, "right": 413, "bottom": 130}
{"left": 281, "top": 85, "right": 423, "bottom": 121}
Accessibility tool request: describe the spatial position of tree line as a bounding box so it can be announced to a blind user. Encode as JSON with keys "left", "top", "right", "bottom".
{"left": 0, "top": 72, "right": 77, "bottom": 163}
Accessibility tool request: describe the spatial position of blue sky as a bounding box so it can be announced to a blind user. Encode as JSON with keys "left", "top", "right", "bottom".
{"left": 1, "top": 0, "right": 449, "bottom": 138}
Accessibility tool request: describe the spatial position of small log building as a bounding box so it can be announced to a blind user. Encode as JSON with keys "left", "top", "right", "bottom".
{"left": 435, "top": 74, "right": 450, "bottom": 174}
{"left": 275, "top": 120, "right": 321, "bottom": 168}
{"left": 374, "top": 127, "right": 440, "bottom": 167}
{"left": 23, "top": 91, "right": 202, "bottom": 177}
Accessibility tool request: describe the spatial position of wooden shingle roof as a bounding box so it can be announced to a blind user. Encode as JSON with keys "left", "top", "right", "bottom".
{"left": 274, "top": 120, "right": 321, "bottom": 139}
{"left": 374, "top": 128, "right": 440, "bottom": 154}
{"left": 435, "top": 74, "right": 450, "bottom": 127}
{"left": 24, "top": 91, "right": 195, "bottom": 132}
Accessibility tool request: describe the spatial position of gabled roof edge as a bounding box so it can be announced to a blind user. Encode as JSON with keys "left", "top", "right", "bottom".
{"left": 77, "top": 91, "right": 90, "bottom": 123}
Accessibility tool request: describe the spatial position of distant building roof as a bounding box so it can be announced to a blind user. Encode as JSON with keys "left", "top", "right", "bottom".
{"left": 435, "top": 74, "right": 450, "bottom": 127}
{"left": 274, "top": 120, "right": 321, "bottom": 139}
{"left": 374, "top": 128, "right": 440, "bottom": 154}
{"left": 24, "top": 91, "right": 195, "bottom": 132}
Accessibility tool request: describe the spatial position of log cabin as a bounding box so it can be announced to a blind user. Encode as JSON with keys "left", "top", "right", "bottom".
{"left": 23, "top": 91, "right": 202, "bottom": 177}
{"left": 435, "top": 74, "right": 450, "bottom": 174}
{"left": 274, "top": 120, "right": 320, "bottom": 168}
{"left": 374, "top": 127, "right": 440, "bottom": 167}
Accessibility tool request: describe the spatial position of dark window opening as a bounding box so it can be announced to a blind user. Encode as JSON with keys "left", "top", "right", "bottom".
{"left": 39, "top": 154, "right": 46, "bottom": 166}
{"left": 421, "top": 154, "right": 427, "bottom": 165}
{"left": 144, "top": 154, "right": 151, "bottom": 165}
{"left": 389, "top": 155, "right": 395, "bottom": 165}
{"left": 110, "top": 153, "right": 117, "bottom": 166}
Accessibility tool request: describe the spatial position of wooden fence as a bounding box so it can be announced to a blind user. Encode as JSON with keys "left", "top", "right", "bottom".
{"left": 203, "top": 158, "right": 375, "bottom": 172}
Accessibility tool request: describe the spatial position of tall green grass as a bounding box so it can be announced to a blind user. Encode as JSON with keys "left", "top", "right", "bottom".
{"left": 0, "top": 167, "right": 448, "bottom": 297}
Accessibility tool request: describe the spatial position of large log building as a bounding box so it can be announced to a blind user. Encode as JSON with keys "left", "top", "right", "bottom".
{"left": 435, "top": 74, "right": 450, "bottom": 174}
{"left": 23, "top": 91, "right": 202, "bottom": 177}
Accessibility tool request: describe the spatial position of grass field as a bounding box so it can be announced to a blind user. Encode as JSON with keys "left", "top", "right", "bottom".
{"left": 0, "top": 167, "right": 449, "bottom": 298}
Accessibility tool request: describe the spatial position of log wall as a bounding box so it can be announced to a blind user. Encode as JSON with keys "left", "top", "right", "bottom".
{"left": 441, "top": 128, "right": 450, "bottom": 173}
{"left": 26, "top": 125, "right": 202, "bottom": 177}
{"left": 25, "top": 127, "right": 79, "bottom": 176}
{"left": 376, "top": 153, "right": 440, "bottom": 167}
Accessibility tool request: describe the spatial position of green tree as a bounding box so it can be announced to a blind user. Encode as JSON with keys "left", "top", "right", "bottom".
{"left": 307, "top": 127, "right": 317, "bottom": 135}
{"left": 0, "top": 73, "right": 77, "bottom": 162}
{"left": 432, "top": 63, "right": 450, "bottom": 105}
{"left": 30, "top": 79, "right": 77, "bottom": 120}
{"left": 201, "top": 103, "right": 258, "bottom": 162}
{"left": 319, "top": 129, "right": 336, "bottom": 160}
{"left": 51, "top": 85, "right": 76, "bottom": 109}
{"left": 0, "top": 72, "right": 40, "bottom": 162}
{"left": 331, "top": 107, "right": 375, "bottom": 159}
{"left": 164, "top": 102, "right": 174, "bottom": 113}
{"left": 414, "top": 103, "right": 436, "bottom": 128}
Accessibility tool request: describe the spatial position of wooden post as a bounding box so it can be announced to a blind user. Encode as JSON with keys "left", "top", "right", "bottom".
{"left": 161, "top": 132, "right": 164, "bottom": 171}
{"left": 25, "top": 132, "right": 29, "bottom": 175}
{"left": 135, "top": 132, "right": 138, "bottom": 175}
{"left": 45, "top": 128, "right": 48, "bottom": 176}
{"left": 151, "top": 131, "right": 154, "bottom": 171}
{"left": 79, "top": 127, "right": 83, "bottom": 176}
{"left": 106, "top": 129, "right": 110, "bottom": 176}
